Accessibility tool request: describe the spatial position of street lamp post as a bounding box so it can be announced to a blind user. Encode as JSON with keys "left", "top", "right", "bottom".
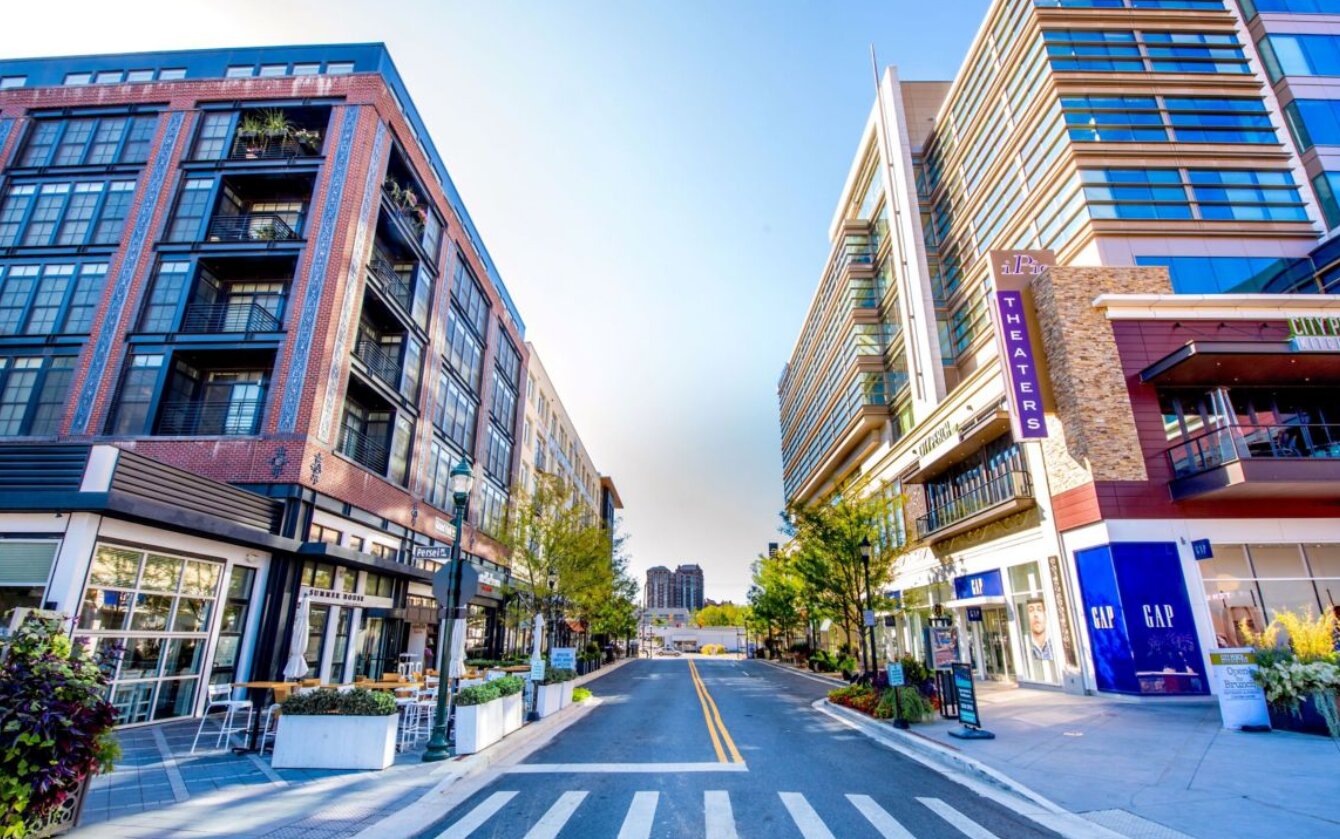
{"left": 423, "top": 458, "right": 474, "bottom": 763}
{"left": 860, "top": 536, "right": 876, "bottom": 681}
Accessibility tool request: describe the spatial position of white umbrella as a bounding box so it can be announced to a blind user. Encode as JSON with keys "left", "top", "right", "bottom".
{"left": 282, "top": 597, "right": 311, "bottom": 680}
{"left": 530, "top": 612, "right": 545, "bottom": 663}
{"left": 447, "top": 617, "right": 468, "bottom": 679}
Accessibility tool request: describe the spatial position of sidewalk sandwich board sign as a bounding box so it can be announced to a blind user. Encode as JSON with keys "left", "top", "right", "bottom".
{"left": 948, "top": 661, "right": 995, "bottom": 740}
{"left": 1209, "top": 648, "right": 1270, "bottom": 731}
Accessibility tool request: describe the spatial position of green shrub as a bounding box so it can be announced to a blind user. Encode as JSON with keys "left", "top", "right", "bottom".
{"left": 455, "top": 682, "right": 501, "bottom": 706}
{"left": 875, "top": 687, "right": 934, "bottom": 723}
{"left": 541, "top": 668, "right": 576, "bottom": 685}
{"left": 493, "top": 675, "right": 524, "bottom": 697}
{"left": 572, "top": 687, "right": 592, "bottom": 702}
{"left": 281, "top": 687, "right": 396, "bottom": 716}
{"left": 895, "top": 655, "right": 932, "bottom": 687}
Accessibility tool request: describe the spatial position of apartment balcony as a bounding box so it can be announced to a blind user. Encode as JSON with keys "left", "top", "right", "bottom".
{"left": 179, "top": 301, "right": 282, "bottom": 335}
{"left": 337, "top": 423, "right": 390, "bottom": 474}
{"left": 915, "top": 470, "right": 1035, "bottom": 544}
{"left": 188, "top": 106, "right": 330, "bottom": 164}
{"left": 367, "top": 245, "right": 415, "bottom": 313}
{"left": 154, "top": 399, "right": 264, "bottom": 437}
{"left": 1166, "top": 424, "right": 1340, "bottom": 500}
{"left": 205, "top": 213, "right": 302, "bottom": 243}
{"left": 352, "top": 339, "right": 403, "bottom": 390}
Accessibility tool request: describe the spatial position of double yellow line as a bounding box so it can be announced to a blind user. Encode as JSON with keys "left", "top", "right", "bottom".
{"left": 688, "top": 658, "right": 743, "bottom": 764}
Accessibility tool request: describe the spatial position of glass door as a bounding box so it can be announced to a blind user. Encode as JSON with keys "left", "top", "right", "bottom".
{"left": 981, "top": 608, "right": 1015, "bottom": 682}
{"left": 209, "top": 565, "right": 256, "bottom": 685}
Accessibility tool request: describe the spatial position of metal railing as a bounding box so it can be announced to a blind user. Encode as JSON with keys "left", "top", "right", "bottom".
{"left": 205, "top": 213, "right": 301, "bottom": 243}
{"left": 366, "top": 248, "right": 414, "bottom": 311}
{"left": 915, "top": 470, "right": 1033, "bottom": 539}
{"left": 179, "top": 301, "right": 282, "bottom": 334}
{"left": 338, "top": 425, "right": 390, "bottom": 474}
{"left": 154, "top": 399, "right": 263, "bottom": 436}
{"left": 381, "top": 188, "right": 427, "bottom": 237}
{"left": 222, "top": 137, "right": 321, "bottom": 161}
{"left": 352, "top": 339, "right": 403, "bottom": 388}
{"left": 1166, "top": 423, "right": 1340, "bottom": 479}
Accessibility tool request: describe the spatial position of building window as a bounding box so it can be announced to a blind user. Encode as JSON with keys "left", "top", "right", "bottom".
{"left": 1081, "top": 168, "right": 1307, "bottom": 221}
{"left": 308, "top": 523, "right": 342, "bottom": 545}
{"left": 164, "top": 178, "right": 215, "bottom": 243}
{"left": 208, "top": 564, "right": 256, "bottom": 686}
{"left": 365, "top": 572, "right": 393, "bottom": 598}
{"left": 326, "top": 62, "right": 355, "bottom": 75}
{"left": 159, "top": 68, "right": 187, "bottom": 81}
{"left": 475, "top": 479, "right": 508, "bottom": 536}
{"left": 225, "top": 65, "right": 255, "bottom": 78}
{"left": 63, "top": 73, "right": 92, "bottom": 86}
{"left": 1045, "top": 29, "right": 1249, "bottom": 75}
{"left": 434, "top": 372, "right": 478, "bottom": 453}
{"left": 293, "top": 63, "right": 320, "bottom": 76}
{"left": 1313, "top": 172, "right": 1340, "bottom": 229}
{"left": 1259, "top": 33, "right": 1340, "bottom": 82}
{"left": 125, "top": 70, "right": 154, "bottom": 83}
{"left": 368, "top": 543, "right": 397, "bottom": 563}
{"left": 76, "top": 543, "right": 227, "bottom": 724}
{"left": 258, "top": 64, "right": 287, "bottom": 77}
{"left": 1062, "top": 96, "right": 1274, "bottom": 144}
{"left": 451, "top": 259, "right": 491, "bottom": 339}
{"left": 444, "top": 308, "right": 484, "bottom": 391}
{"left": 484, "top": 425, "right": 512, "bottom": 485}
{"left": 106, "top": 353, "right": 165, "bottom": 435}
{"left": 94, "top": 71, "right": 123, "bottom": 85}
{"left": 0, "top": 179, "right": 135, "bottom": 248}
{"left": 0, "top": 262, "right": 107, "bottom": 335}
{"left": 1036, "top": 0, "right": 1223, "bottom": 6}
{"left": 348, "top": 535, "right": 365, "bottom": 552}
{"left": 1200, "top": 543, "right": 1340, "bottom": 647}
{"left": 0, "top": 76, "right": 26, "bottom": 89}
{"left": 1283, "top": 99, "right": 1340, "bottom": 152}
{"left": 1134, "top": 255, "right": 1299, "bottom": 293}
{"left": 490, "top": 369, "right": 517, "bottom": 430}
{"left": 138, "top": 261, "right": 191, "bottom": 332}
{"left": 0, "top": 355, "right": 76, "bottom": 436}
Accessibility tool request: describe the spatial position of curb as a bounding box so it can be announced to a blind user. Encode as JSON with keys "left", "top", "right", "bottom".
{"left": 813, "top": 699, "right": 1127, "bottom": 839}
{"left": 355, "top": 659, "right": 632, "bottom": 838}
{"left": 757, "top": 658, "right": 847, "bottom": 685}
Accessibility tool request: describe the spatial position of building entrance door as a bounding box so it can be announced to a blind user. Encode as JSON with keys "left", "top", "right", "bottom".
{"left": 980, "top": 607, "right": 1015, "bottom": 682}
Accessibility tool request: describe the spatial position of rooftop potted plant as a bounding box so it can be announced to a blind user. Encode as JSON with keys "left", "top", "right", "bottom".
{"left": 271, "top": 688, "right": 399, "bottom": 770}
{"left": 0, "top": 614, "right": 119, "bottom": 838}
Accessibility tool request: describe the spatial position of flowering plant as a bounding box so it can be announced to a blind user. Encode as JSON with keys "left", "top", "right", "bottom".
{"left": 0, "top": 616, "right": 119, "bottom": 837}
{"left": 1244, "top": 609, "right": 1340, "bottom": 737}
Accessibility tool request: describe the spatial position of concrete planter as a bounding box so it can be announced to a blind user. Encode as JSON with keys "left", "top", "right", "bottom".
{"left": 536, "top": 683, "right": 564, "bottom": 718}
{"left": 560, "top": 681, "right": 574, "bottom": 707}
{"left": 271, "top": 714, "right": 397, "bottom": 770}
{"left": 502, "top": 692, "right": 524, "bottom": 734}
{"left": 455, "top": 697, "right": 504, "bottom": 755}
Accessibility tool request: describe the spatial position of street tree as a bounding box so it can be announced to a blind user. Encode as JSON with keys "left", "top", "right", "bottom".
{"left": 693, "top": 602, "right": 750, "bottom": 627}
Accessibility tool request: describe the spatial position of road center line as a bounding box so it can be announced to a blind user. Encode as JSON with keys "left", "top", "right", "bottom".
{"left": 689, "top": 659, "right": 728, "bottom": 762}
{"left": 693, "top": 660, "right": 745, "bottom": 764}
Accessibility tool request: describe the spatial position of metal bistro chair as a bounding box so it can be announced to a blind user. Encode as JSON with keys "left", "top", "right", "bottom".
{"left": 257, "top": 684, "right": 294, "bottom": 755}
{"left": 191, "top": 684, "right": 254, "bottom": 754}
{"left": 412, "top": 685, "right": 437, "bottom": 744}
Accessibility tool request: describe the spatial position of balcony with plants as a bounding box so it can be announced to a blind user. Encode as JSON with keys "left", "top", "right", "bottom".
{"left": 379, "top": 145, "right": 443, "bottom": 264}
{"left": 164, "top": 173, "right": 313, "bottom": 246}
{"left": 188, "top": 106, "right": 330, "bottom": 162}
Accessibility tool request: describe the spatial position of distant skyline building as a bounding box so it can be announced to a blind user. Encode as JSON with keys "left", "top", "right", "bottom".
{"left": 644, "top": 563, "right": 704, "bottom": 611}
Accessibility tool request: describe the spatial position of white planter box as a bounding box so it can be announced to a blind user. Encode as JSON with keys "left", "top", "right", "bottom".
{"left": 455, "top": 697, "right": 503, "bottom": 755}
{"left": 536, "top": 683, "right": 563, "bottom": 718}
{"left": 271, "top": 714, "right": 397, "bottom": 770}
{"left": 560, "top": 681, "right": 574, "bottom": 707}
{"left": 502, "top": 692, "right": 523, "bottom": 734}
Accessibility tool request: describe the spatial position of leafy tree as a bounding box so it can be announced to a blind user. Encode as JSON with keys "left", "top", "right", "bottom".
{"left": 747, "top": 553, "right": 806, "bottom": 653}
{"left": 693, "top": 602, "right": 750, "bottom": 628}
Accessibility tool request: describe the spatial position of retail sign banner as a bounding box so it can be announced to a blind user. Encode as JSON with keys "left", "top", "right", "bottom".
{"left": 1288, "top": 316, "right": 1340, "bottom": 352}
{"left": 952, "top": 662, "right": 980, "bottom": 728}
{"left": 1074, "top": 543, "right": 1207, "bottom": 696}
{"left": 930, "top": 626, "right": 957, "bottom": 670}
{"left": 550, "top": 647, "right": 577, "bottom": 671}
{"left": 1209, "top": 648, "right": 1270, "bottom": 731}
{"left": 954, "top": 570, "right": 1004, "bottom": 600}
{"left": 1191, "top": 539, "right": 1213, "bottom": 560}
{"left": 987, "top": 249, "right": 1055, "bottom": 440}
{"left": 1047, "top": 555, "right": 1080, "bottom": 669}
{"left": 299, "top": 586, "right": 393, "bottom": 610}
{"left": 966, "top": 606, "right": 983, "bottom": 622}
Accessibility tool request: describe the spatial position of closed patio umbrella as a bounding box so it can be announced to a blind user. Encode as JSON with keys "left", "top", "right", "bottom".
{"left": 530, "top": 612, "right": 545, "bottom": 664}
{"left": 282, "top": 597, "right": 311, "bottom": 680}
{"left": 447, "top": 617, "right": 468, "bottom": 679}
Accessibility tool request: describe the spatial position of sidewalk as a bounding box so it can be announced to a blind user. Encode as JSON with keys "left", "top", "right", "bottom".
{"left": 68, "top": 658, "right": 630, "bottom": 838}
{"left": 886, "top": 684, "right": 1340, "bottom": 839}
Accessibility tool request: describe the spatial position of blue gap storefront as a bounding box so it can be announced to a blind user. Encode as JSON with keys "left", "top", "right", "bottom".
{"left": 1074, "top": 542, "right": 1207, "bottom": 695}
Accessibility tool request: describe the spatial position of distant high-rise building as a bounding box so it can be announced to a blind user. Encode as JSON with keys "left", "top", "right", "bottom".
{"left": 644, "top": 563, "right": 705, "bottom": 611}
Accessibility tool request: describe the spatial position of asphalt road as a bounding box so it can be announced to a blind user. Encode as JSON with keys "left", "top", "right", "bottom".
{"left": 416, "top": 657, "right": 1060, "bottom": 838}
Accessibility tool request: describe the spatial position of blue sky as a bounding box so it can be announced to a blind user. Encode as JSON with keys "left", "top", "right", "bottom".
{"left": 2, "top": 0, "right": 993, "bottom": 601}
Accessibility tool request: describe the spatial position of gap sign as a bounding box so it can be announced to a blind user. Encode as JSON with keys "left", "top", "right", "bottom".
{"left": 987, "top": 250, "right": 1054, "bottom": 439}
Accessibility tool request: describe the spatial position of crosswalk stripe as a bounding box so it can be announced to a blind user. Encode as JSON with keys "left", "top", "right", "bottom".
{"left": 434, "top": 791, "right": 518, "bottom": 839}
{"left": 617, "top": 791, "right": 659, "bottom": 839}
{"left": 779, "top": 792, "right": 836, "bottom": 839}
{"left": 846, "top": 795, "right": 916, "bottom": 839}
{"left": 523, "top": 790, "right": 589, "bottom": 839}
{"left": 917, "top": 797, "right": 1001, "bottom": 839}
{"left": 704, "top": 790, "right": 739, "bottom": 839}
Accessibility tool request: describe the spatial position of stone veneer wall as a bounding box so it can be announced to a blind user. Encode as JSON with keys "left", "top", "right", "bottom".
{"left": 1028, "top": 265, "right": 1172, "bottom": 494}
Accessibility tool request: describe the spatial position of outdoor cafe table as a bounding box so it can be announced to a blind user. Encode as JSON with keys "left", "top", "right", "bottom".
{"left": 501, "top": 665, "right": 531, "bottom": 674}
{"left": 232, "top": 681, "right": 295, "bottom": 753}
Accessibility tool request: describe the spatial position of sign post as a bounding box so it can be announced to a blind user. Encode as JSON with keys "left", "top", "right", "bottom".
{"left": 1210, "top": 648, "right": 1271, "bottom": 732}
{"left": 948, "top": 661, "right": 995, "bottom": 740}
{"left": 886, "top": 662, "right": 909, "bottom": 730}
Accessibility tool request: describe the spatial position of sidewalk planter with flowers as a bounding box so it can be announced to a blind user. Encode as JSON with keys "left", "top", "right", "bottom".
{"left": 0, "top": 615, "right": 118, "bottom": 838}
{"left": 272, "top": 688, "right": 398, "bottom": 770}
{"left": 1246, "top": 609, "right": 1340, "bottom": 738}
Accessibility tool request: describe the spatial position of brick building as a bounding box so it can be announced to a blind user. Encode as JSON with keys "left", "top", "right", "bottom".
{"left": 0, "top": 44, "right": 536, "bottom": 724}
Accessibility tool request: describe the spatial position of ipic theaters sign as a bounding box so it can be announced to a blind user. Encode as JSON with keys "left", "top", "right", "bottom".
{"left": 987, "top": 250, "right": 1054, "bottom": 439}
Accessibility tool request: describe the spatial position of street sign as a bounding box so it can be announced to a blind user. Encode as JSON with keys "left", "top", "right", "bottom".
{"left": 1192, "top": 539, "right": 1213, "bottom": 560}
{"left": 432, "top": 559, "right": 481, "bottom": 610}
{"left": 551, "top": 647, "right": 576, "bottom": 670}
{"left": 863, "top": 609, "right": 876, "bottom": 627}
{"left": 948, "top": 661, "right": 995, "bottom": 740}
{"left": 887, "top": 662, "right": 905, "bottom": 687}
{"left": 529, "top": 660, "right": 546, "bottom": 681}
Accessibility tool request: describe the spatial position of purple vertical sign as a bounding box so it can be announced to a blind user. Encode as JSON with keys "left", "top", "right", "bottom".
{"left": 987, "top": 250, "right": 1054, "bottom": 440}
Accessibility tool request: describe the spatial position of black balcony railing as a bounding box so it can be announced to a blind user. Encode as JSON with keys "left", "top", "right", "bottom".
{"left": 205, "top": 213, "right": 301, "bottom": 243}
{"left": 367, "top": 248, "right": 414, "bottom": 311}
{"left": 222, "top": 137, "right": 322, "bottom": 161}
{"left": 338, "top": 424, "right": 390, "bottom": 474}
{"left": 179, "top": 301, "right": 282, "bottom": 334}
{"left": 915, "top": 470, "right": 1033, "bottom": 540}
{"left": 154, "top": 399, "right": 264, "bottom": 436}
{"left": 1166, "top": 423, "right": 1340, "bottom": 479}
{"left": 352, "top": 340, "right": 403, "bottom": 388}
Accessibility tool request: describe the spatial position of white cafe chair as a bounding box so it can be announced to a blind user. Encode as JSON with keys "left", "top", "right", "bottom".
{"left": 191, "top": 684, "right": 253, "bottom": 754}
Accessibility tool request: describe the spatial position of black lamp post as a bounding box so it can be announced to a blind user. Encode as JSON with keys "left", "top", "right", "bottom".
{"left": 547, "top": 571, "right": 559, "bottom": 653}
{"left": 423, "top": 457, "right": 474, "bottom": 763}
{"left": 860, "top": 536, "right": 876, "bottom": 680}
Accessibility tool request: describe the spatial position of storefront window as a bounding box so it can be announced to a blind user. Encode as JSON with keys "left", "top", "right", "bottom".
{"left": 76, "top": 543, "right": 228, "bottom": 725}
{"left": 1197, "top": 543, "right": 1340, "bottom": 647}
{"left": 1008, "top": 562, "right": 1058, "bottom": 684}
{"left": 209, "top": 565, "right": 255, "bottom": 685}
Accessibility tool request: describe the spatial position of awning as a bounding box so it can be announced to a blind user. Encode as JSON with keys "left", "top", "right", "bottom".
{"left": 1139, "top": 341, "right": 1340, "bottom": 386}
{"left": 943, "top": 595, "right": 1008, "bottom": 610}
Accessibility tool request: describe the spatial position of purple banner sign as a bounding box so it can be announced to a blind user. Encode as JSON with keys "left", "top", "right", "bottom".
{"left": 994, "top": 290, "right": 1047, "bottom": 438}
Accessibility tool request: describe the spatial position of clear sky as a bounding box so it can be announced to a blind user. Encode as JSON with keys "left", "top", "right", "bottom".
{"left": 2, "top": 0, "right": 992, "bottom": 602}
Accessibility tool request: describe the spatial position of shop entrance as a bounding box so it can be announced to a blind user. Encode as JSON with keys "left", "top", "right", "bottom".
{"left": 972, "top": 607, "right": 1015, "bottom": 682}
